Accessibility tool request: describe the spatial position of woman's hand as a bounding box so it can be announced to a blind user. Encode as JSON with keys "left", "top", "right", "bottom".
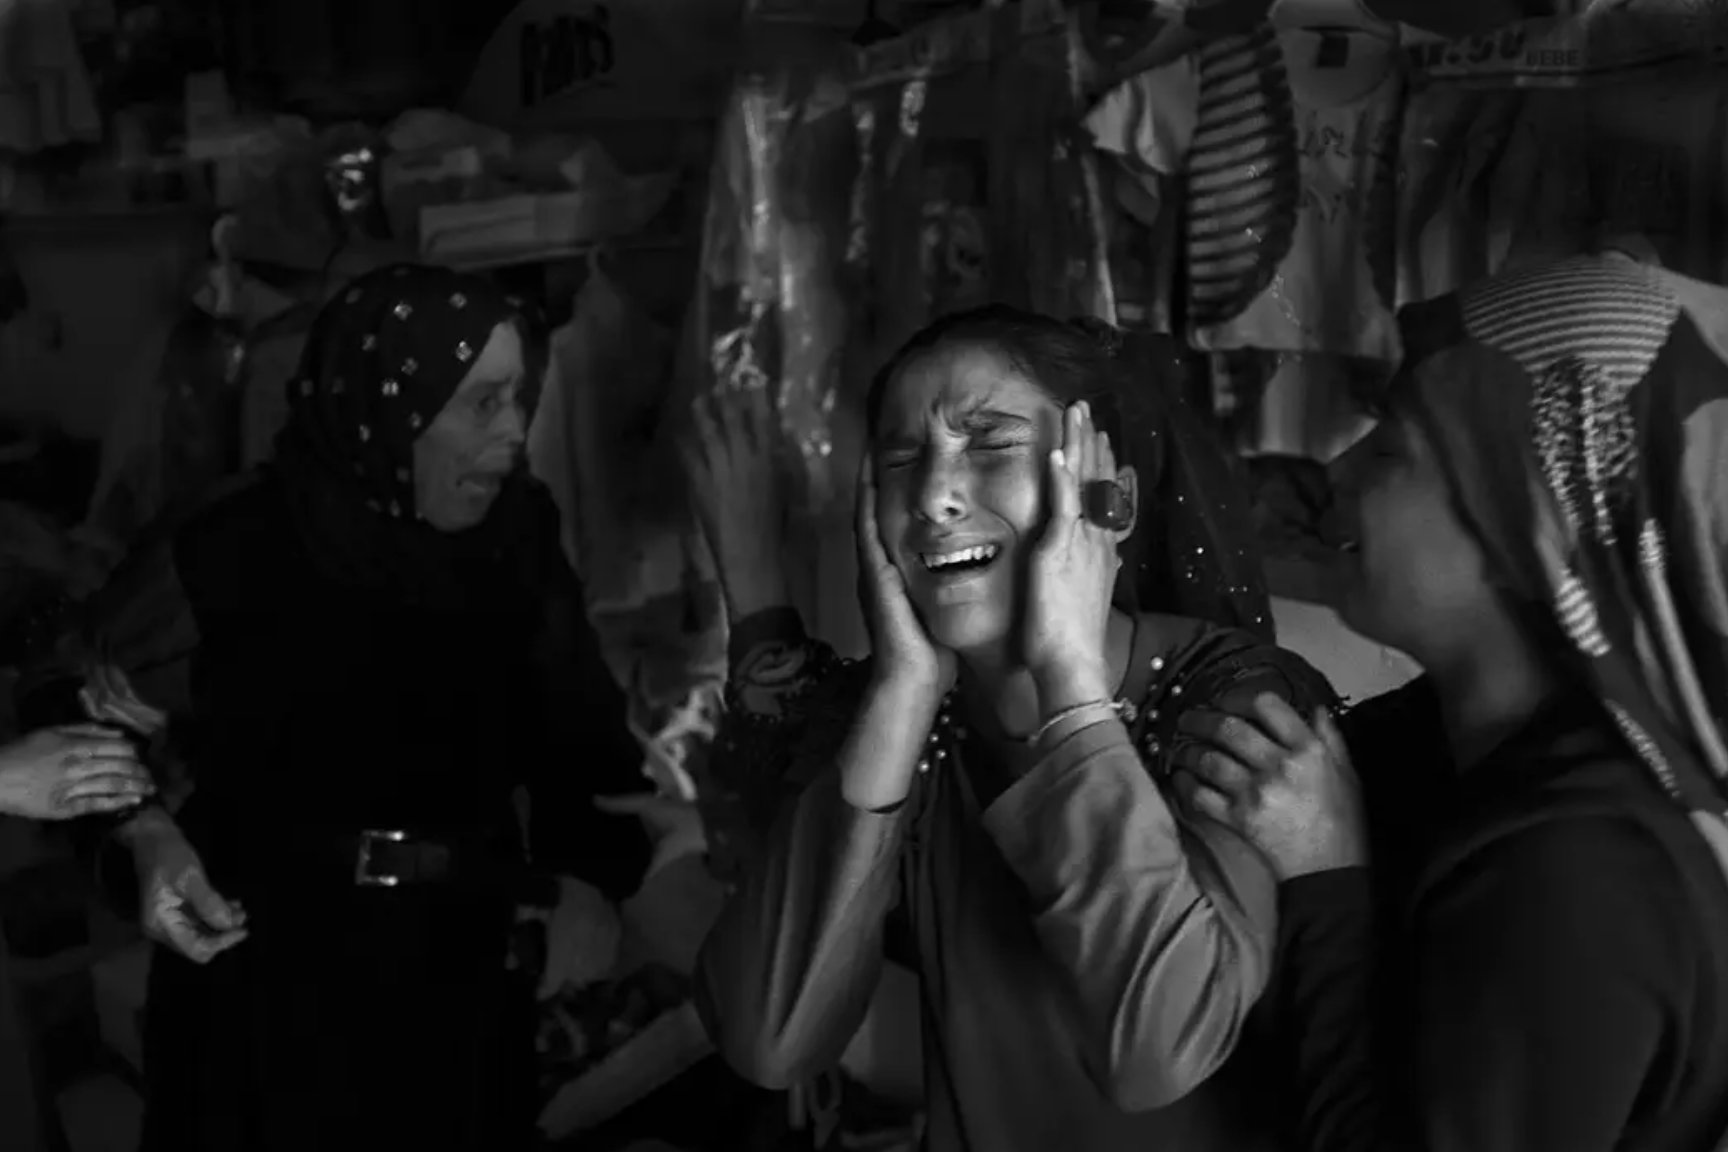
{"left": 1023, "top": 403, "right": 1122, "bottom": 705}
{"left": 679, "top": 387, "right": 789, "bottom": 619}
{"left": 856, "top": 454, "right": 955, "bottom": 698}
{"left": 1172, "top": 693, "right": 1367, "bottom": 881}
{"left": 0, "top": 724, "right": 155, "bottom": 821}
{"left": 130, "top": 814, "right": 249, "bottom": 963}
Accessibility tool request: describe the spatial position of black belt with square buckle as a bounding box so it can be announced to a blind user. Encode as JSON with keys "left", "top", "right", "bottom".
{"left": 349, "top": 829, "right": 456, "bottom": 888}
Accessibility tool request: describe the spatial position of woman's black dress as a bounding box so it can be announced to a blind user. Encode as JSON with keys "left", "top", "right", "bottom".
{"left": 32, "top": 471, "right": 649, "bottom": 1151}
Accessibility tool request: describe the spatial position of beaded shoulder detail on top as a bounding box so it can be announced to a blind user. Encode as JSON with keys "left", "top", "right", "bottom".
{"left": 1126, "top": 618, "right": 1340, "bottom": 775}
{"left": 728, "top": 630, "right": 853, "bottom": 722}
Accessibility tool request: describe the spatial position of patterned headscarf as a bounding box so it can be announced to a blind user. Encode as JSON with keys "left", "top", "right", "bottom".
{"left": 1397, "top": 254, "right": 1728, "bottom": 880}
{"left": 272, "top": 264, "right": 543, "bottom": 607}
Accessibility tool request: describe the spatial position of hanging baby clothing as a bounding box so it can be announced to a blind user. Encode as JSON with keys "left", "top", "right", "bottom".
{"left": 1087, "top": 22, "right": 1303, "bottom": 341}
{"left": 1187, "top": 5, "right": 1404, "bottom": 362}
{"left": 1085, "top": 58, "right": 1197, "bottom": 333}
{"left": 1182, "top": 20, "right": 1302, "bottom": 340}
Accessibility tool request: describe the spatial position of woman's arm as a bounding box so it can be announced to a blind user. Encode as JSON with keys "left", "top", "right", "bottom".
{"left": 981, "top": 627, "right": 1338, "bottom": 1112}
{"left": 14, "top": 522, "right": 200, "bottom": 825}
{"left": 979, "top": 724, "right": 1271, "bottom": 1111}
{"left": 1270, "top": 869, "right": 1381, "bottom": 1152}
{"left": 695, "top": 663, "right": 930, "bottom": 1090}
{"left": 11, "top": 516, "right": 247, "bottom": 961}
{"left": 1261, "top": 680, "right": 1440, "bottom": 1152}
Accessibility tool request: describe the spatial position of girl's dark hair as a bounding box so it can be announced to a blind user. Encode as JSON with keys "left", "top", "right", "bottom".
{"left": 863, "top": 304, "right": 1161, "bottom": 609}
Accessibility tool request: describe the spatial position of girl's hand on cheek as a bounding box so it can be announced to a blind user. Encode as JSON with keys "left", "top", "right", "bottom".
{"left": 855, "top": 455, "right": 955, "bottom": 698}
{"left": 1022, "top": 402, "right": 1121, "bottom": 702}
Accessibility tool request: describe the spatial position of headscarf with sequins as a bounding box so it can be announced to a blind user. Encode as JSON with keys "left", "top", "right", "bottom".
{"left": 272, "top": 264, "right": 543, "bottom": 608}
{"left": 1396, "top": 253, "right": 1728, "bottom": 881}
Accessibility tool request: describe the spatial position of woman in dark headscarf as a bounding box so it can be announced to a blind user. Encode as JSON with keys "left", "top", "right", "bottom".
{"left": 15, "top": 265, "right": 650, "bottom": 1151}
{"left": 1178, "top": 254, "right": 1728, "bottom": 1150}
{"left": 682, "top": 305, "right": 1339, "bottom": 1152}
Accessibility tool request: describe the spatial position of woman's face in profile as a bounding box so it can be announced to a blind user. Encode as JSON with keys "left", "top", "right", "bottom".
{"left": 1326, "top": 357, "right": 1499, "bottom": 660}
{"left": 871, "top": 343, "right": 1064, "bottom": 656}
{"left": 412, "top": 322, "right": 528, "bottom": 532}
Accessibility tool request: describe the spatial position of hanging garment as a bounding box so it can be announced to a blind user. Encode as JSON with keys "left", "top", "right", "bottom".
{"left": 1085, "top": 59, "right": 1198, "bottom": 334}
{"left": 1181, "top": 22, "right": 1301, "bottom": 339}
{"left": 238, "top": 306, "right": 318, "bottom": 469}
{"left": 527, "top": 269, "right": 676, "bottom": 611}
{"left": 1576, "top": 68, "right": 1728, "bottom": 284}
{"left": 987, "top": 20, "right": 1108, "bottom": 321}
{"left": 1246, "top": 352, "right": 1382, "bottom": 460}
{"left": 695, "top": 42, "right": 854, "bottom": 522}
{"left": 1477, "top": 90, "right": 1591, "bottom": 274}
{"left": 527, "top": 270, "right": 726, "bottom": 716}
{"left": 0, "top": 0, "right": 100, "bottom": 153}
{"left": 1192, "top": 10, "right": 1404, "bottom": 361}
{"left": 1394, "top": 85, "right": 1524, "bottom": 307}
{"left": 83, "top": 310, "right": 247, "bottom": 547}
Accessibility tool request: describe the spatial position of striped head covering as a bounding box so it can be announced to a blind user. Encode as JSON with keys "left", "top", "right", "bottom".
{"left": 1398, "top": 254, "right": 1728, "bottom": 879}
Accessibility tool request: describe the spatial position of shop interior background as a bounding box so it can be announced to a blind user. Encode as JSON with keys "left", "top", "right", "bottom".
{"left": 1, "top": 0, "right": 1723, "bottom": 1149}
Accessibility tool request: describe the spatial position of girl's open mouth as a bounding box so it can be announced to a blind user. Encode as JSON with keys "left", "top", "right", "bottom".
{"left": 920, "top": 544, "right": 1002, "bottom": 578}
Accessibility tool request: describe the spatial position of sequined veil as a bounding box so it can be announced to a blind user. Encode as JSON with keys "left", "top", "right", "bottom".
{"left": 1108, "top": 328, "right": 1275, "bottom": 641}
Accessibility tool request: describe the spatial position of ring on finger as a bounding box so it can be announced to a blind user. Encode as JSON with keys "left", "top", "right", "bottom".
{"left": 1083, "top": 479, "right": 1133, "bottom": 531}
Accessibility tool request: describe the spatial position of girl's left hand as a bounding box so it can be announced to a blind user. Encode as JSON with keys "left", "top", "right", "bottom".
{"left": 1022, "top": 402, "right": 1122, "bottom": 695}
{"left": 1171, "top": 693, "right": 1368, "bottom": 881}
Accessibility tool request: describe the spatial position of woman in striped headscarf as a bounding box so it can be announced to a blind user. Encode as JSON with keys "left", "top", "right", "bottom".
{"left": 1175, "top": 252, "right": 1728, "bottom": 1151}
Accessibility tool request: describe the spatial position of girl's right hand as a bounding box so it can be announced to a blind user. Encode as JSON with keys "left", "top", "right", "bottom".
{"left": 855, "top": 455, "right": 955, "bottom": 697}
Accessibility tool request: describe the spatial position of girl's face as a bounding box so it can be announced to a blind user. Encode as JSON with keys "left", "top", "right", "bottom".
{"left": 413, "top": 323, "right": 529, "bottom": 532}
{"left": 1326, "top": 361, "right": 1501, "bottom": 663}
{"left": 870, "top": 344, "right": 1066, "bottom": 657}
